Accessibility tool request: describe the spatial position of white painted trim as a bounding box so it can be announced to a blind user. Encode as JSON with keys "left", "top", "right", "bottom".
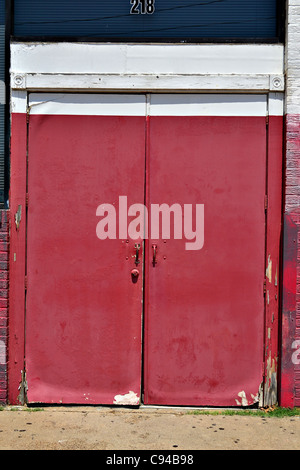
{"left": 149, "top": 94, "right": 267, "bottom": 116}
{"left": 11, "top": 43, "right": 284, "bottom": 76}
{"left": 26, "top": 93, "right": 269, "bottom": 117}
{"left": 28, "top": 93, "right": 147, "bottom": 116}
{"left": 11, "top": 90, "right": 27, "bottom": 114}
{"left": 12, "top": 73, "right": 284, "bottom": 93}
{"left": 268, "top": 93, "right": 285, "bottom": 116}
{"left": 10, "top": 42, "right": 285, "bottom": 94}
{"left": 14, "top": 92, "right": 284, "bottom": 117}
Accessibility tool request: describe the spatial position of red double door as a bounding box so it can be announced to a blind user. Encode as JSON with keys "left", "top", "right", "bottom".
{"left": 25, "top": 94, "right": 267, "bottom": 406}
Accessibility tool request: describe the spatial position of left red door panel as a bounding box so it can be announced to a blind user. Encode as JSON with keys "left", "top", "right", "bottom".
{"left": 25, "top": 94, "right": 146, "bottom": 405}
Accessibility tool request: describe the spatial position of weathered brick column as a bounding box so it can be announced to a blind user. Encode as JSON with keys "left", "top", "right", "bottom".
{"left": 281, "top": 0, "right": 300, "bottom": 407}
{"left": 0, "top": 210, "right": 9, "bottom": 404}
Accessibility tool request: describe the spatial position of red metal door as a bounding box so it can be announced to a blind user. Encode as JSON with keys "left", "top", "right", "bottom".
{"left": 144, "top": 95, "right": 267, "bottom": 406}
{"left": 25, "top": 93, "right": 269, "bottom": 407}
{"left": 25, "top": 94, "right": 146, "bottom": 405}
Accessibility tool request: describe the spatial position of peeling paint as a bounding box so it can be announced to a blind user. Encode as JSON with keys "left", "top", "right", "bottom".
{"left": 15, "top": 205, "right": 22, "bottom": 230}
{"left": 235, "top": 390, "right": 249, "bottom": 407}
{"left": 17, "top": 370, "right": 28, "bottom": 405}
{"left": 264, "top": 355, "right": 278, "bottom": 406}
{"left": 266, "top": 255, "right": 272, "bottom": 283}
{"left": 235, "top": 388, "right": 261, "bottom": 407}
{"left": 113, "top": 391, "right": 139, "bottom": 406}
{"left": 251, "top": 392, "right": 259, "bottom": 403}
{"left": 258, "top": 382, "right": 264, "bottom": 408}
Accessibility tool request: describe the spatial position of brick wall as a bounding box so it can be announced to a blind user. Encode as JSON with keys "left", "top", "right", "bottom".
{"left": 0, "top": 210, "right": 9, "bottom": 404}
{"left": 281, "top": 0, "right": 300, "bottom": 407}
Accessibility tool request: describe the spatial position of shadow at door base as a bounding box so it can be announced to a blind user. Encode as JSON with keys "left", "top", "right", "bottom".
{"left": 23, "top": 402, "right": 262, "bottom": 412}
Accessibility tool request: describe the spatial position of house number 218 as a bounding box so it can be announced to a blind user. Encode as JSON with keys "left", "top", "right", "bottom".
{"left": 130, "top": 0, "right": 155, "bottom": 14}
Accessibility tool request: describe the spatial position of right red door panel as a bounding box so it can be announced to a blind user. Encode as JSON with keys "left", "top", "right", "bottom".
{"left": 144, "top": 95, "right": 267, "bottom": 406}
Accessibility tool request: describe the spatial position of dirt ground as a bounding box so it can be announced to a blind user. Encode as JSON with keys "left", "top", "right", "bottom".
{"left": 0, "top": 405, "right": 299, "bottom": 451}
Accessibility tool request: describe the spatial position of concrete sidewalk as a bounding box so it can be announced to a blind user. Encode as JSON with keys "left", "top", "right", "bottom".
{"left": 0, "top": 405, "right": 299, "bottom": 450}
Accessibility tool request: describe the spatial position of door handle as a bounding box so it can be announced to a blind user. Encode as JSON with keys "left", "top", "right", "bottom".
{"left": 131, "top": 268, "right": 139, "bottom": 283}
{"left": 134, "top": 244, "right": 141, "bottom": 266}
{"left": 152, "top": 244, "right": 157, "bottom": 267}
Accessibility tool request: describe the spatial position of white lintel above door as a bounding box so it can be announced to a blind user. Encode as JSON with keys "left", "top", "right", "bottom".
{"left": 11, "top": 42, "right": 284, "bottom": 93}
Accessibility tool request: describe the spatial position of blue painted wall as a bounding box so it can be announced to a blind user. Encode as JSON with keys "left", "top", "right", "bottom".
{"left": 14, "top": 0, "right": 278, "bottom": 40}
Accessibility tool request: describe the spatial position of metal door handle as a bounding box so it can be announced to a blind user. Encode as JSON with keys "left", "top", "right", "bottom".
{"left": 134, "top": 244, "right": 140, "bottom": 266}
{"left": 152, "top": 244, "right": 157, "bottom": 266}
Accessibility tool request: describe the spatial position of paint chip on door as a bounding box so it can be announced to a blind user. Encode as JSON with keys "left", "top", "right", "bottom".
{"left": 113, "top": 391, "right": 139, "bottom": 405}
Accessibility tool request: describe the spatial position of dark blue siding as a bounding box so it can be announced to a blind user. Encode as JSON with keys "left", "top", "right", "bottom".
{"left": 14, "top": 0, "right": 278, "bottom": 40}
